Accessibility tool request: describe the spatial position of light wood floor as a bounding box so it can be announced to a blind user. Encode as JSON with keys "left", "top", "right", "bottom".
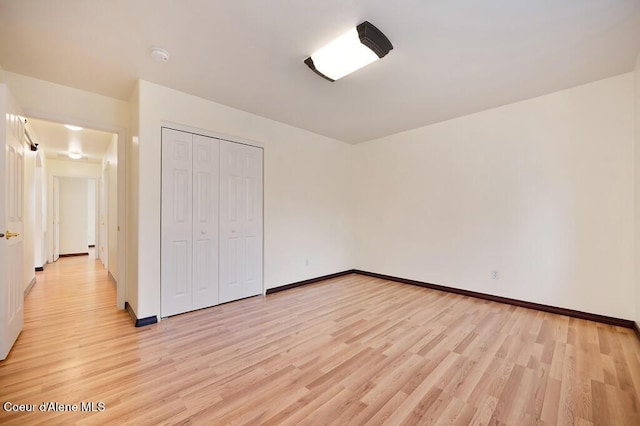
{"left": 1, "top": 256, "right": 640, "bottom": 425}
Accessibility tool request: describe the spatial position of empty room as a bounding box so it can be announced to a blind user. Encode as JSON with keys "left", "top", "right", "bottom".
{"left": 1, "top": 1, "right": 640, "bottom": 424}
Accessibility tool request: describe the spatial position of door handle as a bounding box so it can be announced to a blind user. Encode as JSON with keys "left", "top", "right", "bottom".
{"left": 6, "top": 231, "right": 20, "bottom": 239}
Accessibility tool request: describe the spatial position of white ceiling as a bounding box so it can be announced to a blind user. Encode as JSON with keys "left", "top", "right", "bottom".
{"left": 1, "top": 0, "right": 639, "bottom": 143}
{"left": 27, "top": 118, "right": 114, "bottom": 164}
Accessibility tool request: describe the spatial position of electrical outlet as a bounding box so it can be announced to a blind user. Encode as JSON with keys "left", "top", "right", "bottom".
{"left": 305, "top": 259, "right": 309, "bottom": 267}
{"left": 491, "top": 270, "right": 499, "bottom": 280}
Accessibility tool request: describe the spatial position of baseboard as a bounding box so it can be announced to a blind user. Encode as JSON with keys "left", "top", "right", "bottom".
{"left": 108, "top": 271, "right": 117, "bottom": 286}
{"left": 59, "top": 252, "right": 89, "bottom": 257}
{"left": 24, "top": 277, "right": 36, "bottom": 297}
{"left": 265, "top": 270, "right": 356, "bottom": 295}
{"left": 354, "top": 270, "right": 635, "bottom": 329}
{"left": 125, "top": 302, "right": 158, "bottom": 327}
{"left": 35, "top": 265, "right": 44, "bottom": 272}
{"left": 263, "top": 268, "right": 635, "bottom": 332}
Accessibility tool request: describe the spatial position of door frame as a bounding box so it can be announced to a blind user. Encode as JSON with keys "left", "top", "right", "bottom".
{"left": 30, "top": 111, "right": 127, "bottom": 310}
{"left": 52, "top": 176, "right": 60, "bottom": 262}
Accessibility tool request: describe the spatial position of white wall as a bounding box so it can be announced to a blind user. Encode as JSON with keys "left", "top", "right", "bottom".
{"left": 127, "top": 84, "right": 139, "bottom": 313}
{"left": 105, "top": 134, "right": 118, "bottom": 281}
{"left": 87, "top": 178, "right": 96, "bottom": 246}
{"left": 46, "top": 159, "right": 101, "bottom": 178}
{"left": 57, "top": 177, "right": 89, "bottom": 255}
{"left": 133, "top": 80, "right": 353, "bottom": 319}
{"left": 353, "top": 73, "right": 635, "bottom": 320}
{"left": 1, "top": 71, "right": 128, "bottom": 130}
{"left": 634, "top": 52, "right": 640, "bottom": 329}
{"left": 23, "top": 144, "right": 36, "bottom": 290}
{"left": 33, "top": 152, "right": 46, "bottom": 269}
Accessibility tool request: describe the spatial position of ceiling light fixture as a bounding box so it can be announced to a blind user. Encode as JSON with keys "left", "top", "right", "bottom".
{"left": 150, "top": 47, "right": 170, "bottom": 63}
{"left": 68, "top": 152, "right": 82, "bottom": 160}
{"left": 64, "top": 124, "right": 83, "bottom": 131}
{"left": 305, "top": 21, "right": 393, "bottom": 82}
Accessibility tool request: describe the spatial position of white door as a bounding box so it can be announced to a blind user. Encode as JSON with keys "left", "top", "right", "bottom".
{"left": 219, "top": 141, "right": 244, "bottom": 303}
{"left": 191, "top": 134, "right": 219, "bottom": 310}
{"left": 0, "top": 85, "right": 25, "bottom": 360}
{"left": 219, "top": 141, "right": 263, "bottom": 303}
{"left": 242, "top": 145, "right": 263, "bottom": 297}
{"left": 52, "top": 176, "right": 60, "bottom": 261}
{"left": 57, "top": 177, "right": 89, "bottom": 255}
{"left": 161, "top": 128, "right": 193, "bottom": 317}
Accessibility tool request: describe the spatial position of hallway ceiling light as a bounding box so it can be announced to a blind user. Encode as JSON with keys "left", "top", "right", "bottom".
{"left": 64, "top": 124, "right": 83, "bottom": 131}
{"left": 68, "top": 152, "right": 82, "bottom": 160}
{"left": 304, "top": 21, "right": 393, "bottom": 82}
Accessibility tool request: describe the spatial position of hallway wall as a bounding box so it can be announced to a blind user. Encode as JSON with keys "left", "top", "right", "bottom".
{"left": 22, "top": 141, "right": 36, "bottom": 291}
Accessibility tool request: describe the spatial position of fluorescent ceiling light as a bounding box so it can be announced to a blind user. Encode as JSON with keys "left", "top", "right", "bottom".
{"left": 68, "top": 152, "right": 82, "bottom": 160}
{"left": 305, "top": 21, "right": 393, "bottom": 82}
{"left": 64, "top": 124, "right": 83, "bottom": 131}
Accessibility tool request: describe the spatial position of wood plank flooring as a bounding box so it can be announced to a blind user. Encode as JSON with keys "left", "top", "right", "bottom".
{"left": 1, "top": 255, "right": 640, "bottom": 425}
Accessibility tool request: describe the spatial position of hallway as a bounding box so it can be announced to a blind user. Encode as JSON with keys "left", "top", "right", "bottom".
{"left": 0, "top": 254, "right": 132, "bottom": 424}
{"left": 25, "top": 252, "right": 120, "bottom": 325}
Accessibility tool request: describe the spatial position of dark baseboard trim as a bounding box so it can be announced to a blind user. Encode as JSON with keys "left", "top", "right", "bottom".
{"left": 354, "top": 270, "right": 635, "bottom": 329}
{"left": 264, "top": 269, "right": 636, "bottom": 332}
{"left": 59, "top": 252, "right": 89, "bottom": 257}
{"left": 88, "top": 244, "right": 95, "bottom": 248}
{"left": 266, "top": 270, "right": 356, "bottom": 295}
{"left": 125, "top": 302, "right": 158, "bottom": 327}
{"left": 35, "top": 266, "right": 44, "bottom": 272}
{"left": 24, "top": 277, "right": 36, "bottom": 297}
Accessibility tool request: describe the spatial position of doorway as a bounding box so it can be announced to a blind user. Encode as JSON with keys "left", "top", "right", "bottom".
{"left": 25, "top": 118, "right": 123, "bottom": 305}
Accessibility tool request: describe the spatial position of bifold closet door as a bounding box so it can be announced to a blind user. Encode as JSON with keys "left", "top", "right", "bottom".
{"left": 191, "top": 134, "right": 219, "bottom": 310}
{"left": 161, "top": 128, "right": 219, "bottom": 317}
{"left": 219, "top": 141, "right": 263, "bottom": 303}
{"left": 161, "top": 128, "right": 193, "bottom": 317}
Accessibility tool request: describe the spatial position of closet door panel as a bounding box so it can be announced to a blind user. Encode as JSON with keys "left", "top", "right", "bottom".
{"left": 242, "top": 145, "right": 263, "bottom": 298}
{"left": 192, "top": 135, "right": 219, "bottom": 310}
{"left": 161, "top": 128, "right": 193, "bottom": 317}
{"left": 219, "top": 140, "right": 244, "bottom": 304}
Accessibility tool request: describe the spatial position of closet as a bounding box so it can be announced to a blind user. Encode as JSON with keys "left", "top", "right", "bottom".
{"left": 161, "top": 128, "right": 263, "bottom": 317}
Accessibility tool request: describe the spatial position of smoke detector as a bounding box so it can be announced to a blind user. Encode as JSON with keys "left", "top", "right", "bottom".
{"left": 150, "top": 47, "right": 170, "bottom": 63}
